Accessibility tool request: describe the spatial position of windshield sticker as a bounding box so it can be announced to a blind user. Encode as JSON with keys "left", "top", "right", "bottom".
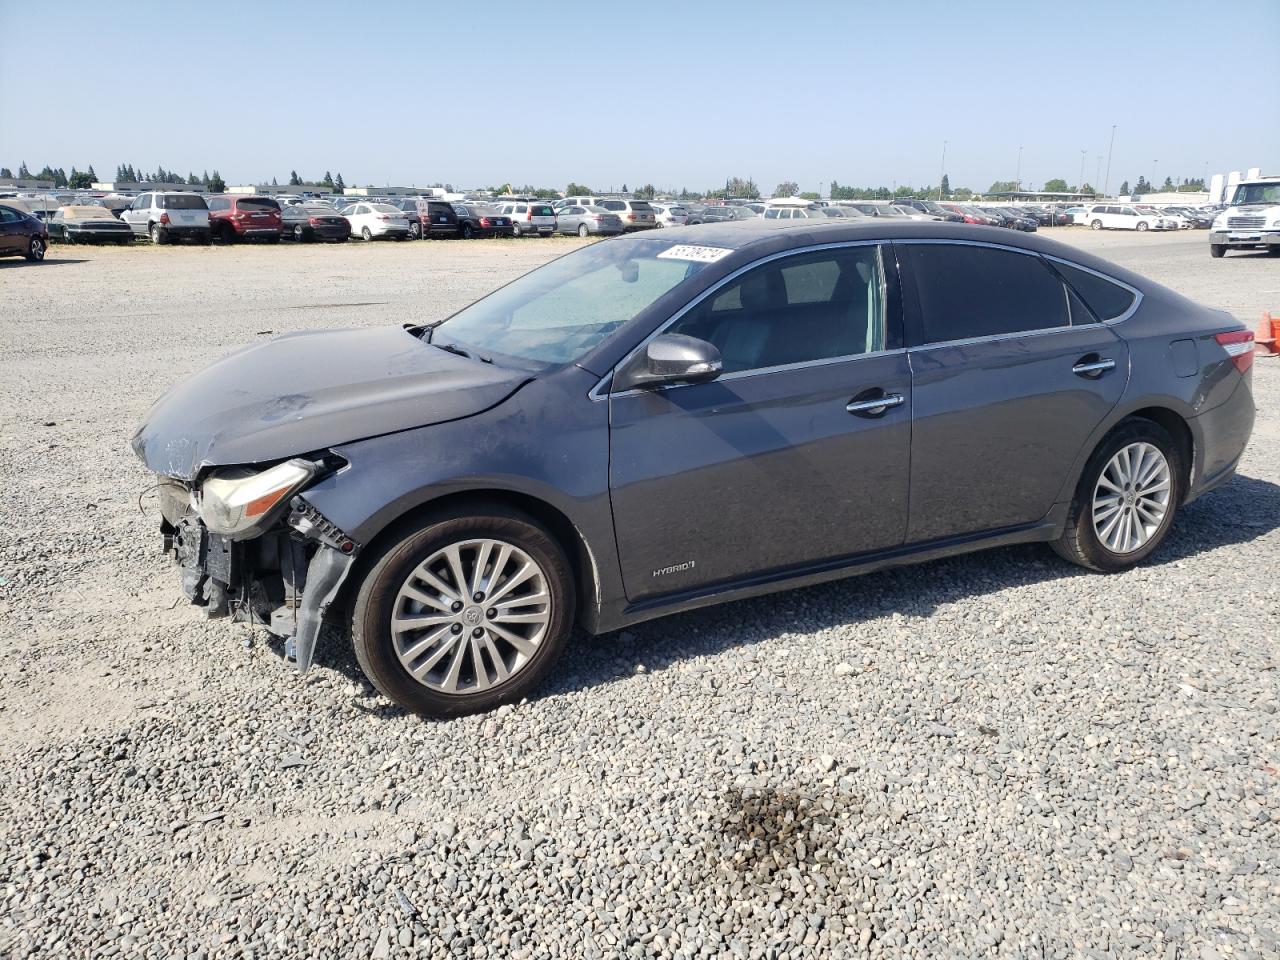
{"left": 657, "top": 244, "right": 733, "bottom": 264}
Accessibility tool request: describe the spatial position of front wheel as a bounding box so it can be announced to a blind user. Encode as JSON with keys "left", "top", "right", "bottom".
{"left": 351, "top": 507, "right": 575, "bottom": 718}
{"left": 1211, "top": 244, "right": 1226, "bottom": 258}
{"left": 1091, "top": 220, "right": 1103, "bottom": 230}
{"left": 25, "top": 236, "right": 46, "bottom": 262}
{"left": 1052, "top": 418, "right": 1184, "bottom": 572}
{"left": 1136, "top": 221, "right": 1148, "bottom": 232}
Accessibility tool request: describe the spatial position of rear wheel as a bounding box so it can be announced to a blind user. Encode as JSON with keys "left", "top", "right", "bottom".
{"left": 293, "top": 224, "right": 307, "bottom": 242}
{"left": 1091, "top": 220, "right": 1103, "bottom": 230}
{"left": 577, "top": 223, "right": 589, "bottom": 238}
{"left": 1266, "top": 247, "right": 1280, "bottom": 257}
{"left": 362, "top": 226, "right": 373, "bottom": 241}
{"left": 149, "top": 223, "right": 164, "bottom": 245}
{"left": 1052, "top": 418, "right": 1184, "bottom": 572}
{"left": 25, "top": 236, "right": 46, "bottom": 262}
{"left": 461, "top": 223, "right": 474, "bottom": 239}
{"left": 512, "top": 223, "right": 523, "bottom": 237}
{"left": 1210, "top": 244, "right": 1226, "bottom": 258}
{"left": 409, "top": 221, "right": 422, "bottom": 240}
{"left": 352, "top": 507, "right": 575, "bottom": 718}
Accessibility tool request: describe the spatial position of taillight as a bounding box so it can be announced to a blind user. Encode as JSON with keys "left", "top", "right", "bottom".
{"left": 480, "top": 217, "right": 491, "bottom": 227}
{"left": 627, "top": 214, "right": 636, "bottom": 220}
{"left": 1215, "top": 331, "right": 1255, "bottom": 374}
{"left": 159, "top": 212, "right": 170, "bottom": 224}
{"left": 527, "top": 213, "right": 533, "bottom": 220}
{"left": 378, "top": 214, "right": 392, "bottom": 220}
{"left": 308, "top": 217, "right": 321, "bottom": 225}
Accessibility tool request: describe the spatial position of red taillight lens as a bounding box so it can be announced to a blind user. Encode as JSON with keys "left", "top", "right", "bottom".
{"left": 627, "top": 214, "right": 636, "bottom": 220}
{"left": 378, "top": 214, "right": 391, "bottom": 220}
{"left": 527, "top": 213, "right": 533, "bottom": 220}
{"left": 308, "top": 217, "right": 321, "bottom": 225}
{"left": 159, "top": 212, "right": 170, "bottom": 224}
{"left": 1215, "top": 331, "right": 1255, "bottom": 374}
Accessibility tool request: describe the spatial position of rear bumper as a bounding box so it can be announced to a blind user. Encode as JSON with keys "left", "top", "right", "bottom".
{"left": 1186, "top": 374, "right": 1255, "bottom": 503}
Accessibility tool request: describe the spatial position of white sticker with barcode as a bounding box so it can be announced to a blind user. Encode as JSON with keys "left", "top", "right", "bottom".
{"left": 656, "top": 244, "right": 733, "bottom": 263}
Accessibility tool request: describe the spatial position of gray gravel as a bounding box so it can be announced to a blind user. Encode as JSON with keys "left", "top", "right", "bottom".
{"left": 1, "top": 231, "right": 1277, "bottom": 959}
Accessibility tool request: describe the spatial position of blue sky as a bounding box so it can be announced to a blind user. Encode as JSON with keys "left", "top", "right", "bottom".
{"left": 1, "top": 0, "right": 1275, "bottom": 194}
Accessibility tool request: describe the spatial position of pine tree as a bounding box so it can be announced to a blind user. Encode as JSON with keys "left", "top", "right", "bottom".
{"left": 18, "top": 161, "right": 30, "bottom": 178}
{"left": 334, "top": 172, "right": 345, "bottom": 191}
{"left": 940, "top": 174, "right": 951, "bottom": 196}
{"left": 322, "top": 171, "right": 333, "bottom": 188}
{"left": 289, "top": 170, "right": 302, "bottom": 186}
{"left": 87, "top": 164, "right": 97, "bottom": 181}
{"left": 0, "top": 167, "right": 12, "bottom": 178}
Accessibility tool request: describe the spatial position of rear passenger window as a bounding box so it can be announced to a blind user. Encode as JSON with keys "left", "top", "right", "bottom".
{"left": 904, "top": 243, "right": 1069, "bottom": 343}
{"left": 1052, "top": 261, "right": 1136, "bottom": 321}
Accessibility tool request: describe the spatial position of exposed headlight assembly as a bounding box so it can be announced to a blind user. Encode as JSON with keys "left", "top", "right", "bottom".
{"left": 198, "top": 459, "right": 318, "bottom": 538}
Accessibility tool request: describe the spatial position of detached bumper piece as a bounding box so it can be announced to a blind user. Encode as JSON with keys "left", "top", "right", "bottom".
{"left": 163, "top": 497, "right": 360, "bottom": 673}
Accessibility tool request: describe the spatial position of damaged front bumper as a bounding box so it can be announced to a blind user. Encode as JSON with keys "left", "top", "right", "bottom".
{"left": 159, "top": 483, "right": 359, "bottom": 671}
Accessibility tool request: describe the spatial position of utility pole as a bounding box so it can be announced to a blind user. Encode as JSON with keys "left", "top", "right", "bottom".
{"left": 1103, "top": 124, "right": 1116, "bottom": 196}
{"left": 938, "top": 140, "right": 947, "bottom": 200}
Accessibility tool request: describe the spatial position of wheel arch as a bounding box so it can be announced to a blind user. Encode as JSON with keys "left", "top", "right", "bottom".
{"left": 1056, "top": 403, "right": 1196, "bottom": 512}
{"left": 335, "top": 488, "right": 603, "bottom": 630}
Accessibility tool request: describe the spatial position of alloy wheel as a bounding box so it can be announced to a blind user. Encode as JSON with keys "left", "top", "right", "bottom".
{"left": 1092, "top": 442, "right": 1171, "bottom": 554}
{"left": 28, "top": 237, "right": 45, "bottom": 261}
{"left": 391, "top": 538, "right": 552, "bottom": 695}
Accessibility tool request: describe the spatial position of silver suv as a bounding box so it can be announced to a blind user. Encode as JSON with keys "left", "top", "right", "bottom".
{"left": 121, "top": 192, "right": 212, "bottom": 245}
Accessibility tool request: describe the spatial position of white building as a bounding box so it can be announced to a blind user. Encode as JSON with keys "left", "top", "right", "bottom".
{"left": 91, "top": 181, "right": 206, "bottom": 195}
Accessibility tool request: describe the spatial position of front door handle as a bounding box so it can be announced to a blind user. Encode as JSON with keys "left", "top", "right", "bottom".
{"left": 1072, "top": 357, "right": 1116, "bottom": 377}
{"left": 846, "top": 392, "right": 906, "bottom": 417}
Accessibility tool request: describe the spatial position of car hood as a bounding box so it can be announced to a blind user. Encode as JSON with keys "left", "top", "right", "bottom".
{"left": 131, "top": 325, "right": 530, "bottom": 480}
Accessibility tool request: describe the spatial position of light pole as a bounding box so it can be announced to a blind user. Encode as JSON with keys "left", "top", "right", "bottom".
{"left": 1015, "top": 145, "right": 1023, "bottom": 191}
{"left": 1079, "top": 149, "right": 1086, "bottom": 194}
{"left": 938, "top": 140, "right": 947, "bottom": 200}
{"left": 1103, "top": 124, "right": 1116, "bottom": 196}
{"left": 1152, "top": 160, "right": 1158, "bottom": 192}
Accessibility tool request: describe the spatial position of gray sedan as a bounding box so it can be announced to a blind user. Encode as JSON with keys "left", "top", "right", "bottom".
{"left": 555, "top": 204, "right": 624, "bottom": 237}
{"left": 132, "top": 219, "right": 1256, "bottom": 718}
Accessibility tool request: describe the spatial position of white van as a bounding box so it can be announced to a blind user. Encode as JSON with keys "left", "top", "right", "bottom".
{"left": 1083, "top": 204, "right": 1174, "bottom": 232}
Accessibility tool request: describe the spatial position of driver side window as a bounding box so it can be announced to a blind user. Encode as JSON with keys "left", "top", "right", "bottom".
{"left": 666, "top": 246, "right": 887, "bottom": 374}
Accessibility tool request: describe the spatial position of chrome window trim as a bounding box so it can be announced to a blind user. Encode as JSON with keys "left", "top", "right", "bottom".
{"left": 591, "top": 239, "right": 890, "bottom": 400}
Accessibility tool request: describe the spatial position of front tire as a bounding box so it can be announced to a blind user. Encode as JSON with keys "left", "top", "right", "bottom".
{"left": 1136, "top": 221, "right": 1148, "bottom": 232}
{"left": 352, "top": 507, "right": 575, "bottom": 718}
{"left": 1052, "top": 418, "right": 1184, "bottom": 572}
{"left": 1211, "top": 244, "right": 1226, "bottom": 258}
{"left": 1091, "top": 220, "right": 1103, "bottom": 230}
{"left": 25, "top": 236, "right": 46, "bottom": 261}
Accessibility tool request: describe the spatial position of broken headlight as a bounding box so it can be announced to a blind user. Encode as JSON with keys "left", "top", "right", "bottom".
{"left": 198, "top": 459, "right": 317, "bottom": 538}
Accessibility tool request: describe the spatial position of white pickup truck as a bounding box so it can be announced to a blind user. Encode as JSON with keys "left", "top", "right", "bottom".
{"left": 1210, "top": 176, "right": 1280, "bottom": 258}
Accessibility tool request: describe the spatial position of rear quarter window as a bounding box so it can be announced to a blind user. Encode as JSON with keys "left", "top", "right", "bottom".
{"left": 1052, "top": 262, "right": 1137, "bottom": 321}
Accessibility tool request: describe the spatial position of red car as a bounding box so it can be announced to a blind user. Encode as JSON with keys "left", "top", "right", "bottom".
{"left": 207, "top": 195, "right": 282, "bottom": 243}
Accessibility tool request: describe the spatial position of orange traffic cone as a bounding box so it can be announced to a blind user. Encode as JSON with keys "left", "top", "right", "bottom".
{"left": 1258, "top": 312, "right": 1279, "bottom": 355}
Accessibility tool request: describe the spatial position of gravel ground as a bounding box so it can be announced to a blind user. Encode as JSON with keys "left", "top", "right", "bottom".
{"left": 1, "top": 230, "right": 1277, "bottom": 959}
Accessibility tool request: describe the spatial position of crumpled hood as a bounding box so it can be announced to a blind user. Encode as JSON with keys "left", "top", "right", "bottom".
{"left": 131, "top": 326, "right": 529, "bottom": 479}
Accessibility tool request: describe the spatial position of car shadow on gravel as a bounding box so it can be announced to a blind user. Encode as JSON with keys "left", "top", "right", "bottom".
{"left": 311, "top": 474, "right": 1280, "bottom": 716}
{"left": 0, "top": 258, "right": 89, "bottom": 268}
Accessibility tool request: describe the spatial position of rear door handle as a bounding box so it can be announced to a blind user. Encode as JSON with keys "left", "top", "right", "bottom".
{"left": 1072, "top": 357, "right": 1116, "bottom": 377}
{"left": 846, "top": 392, "right": 905, "bottom": 416}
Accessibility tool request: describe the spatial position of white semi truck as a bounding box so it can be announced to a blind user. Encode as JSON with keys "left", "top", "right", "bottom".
{"left": 1210, "top": 175, "right": 1280, "bottom": 258}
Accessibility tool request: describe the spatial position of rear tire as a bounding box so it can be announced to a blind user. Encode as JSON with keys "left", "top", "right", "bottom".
{"left": 1136, "top": 221, "right": 1148, "bottom": 232}
{"left": 577, "top": 224, "right": 589, "bottom": 238}
{"left": 362, "top": 226, "right": 373, "bottom": 241}
{"left": 512, "top": 223, "right": 523, "bottom": 237}
{"left": 293, "top": 224, "right": 307, "bottom": 243}
{"left": 150, "top": 223, "right": 164, "bottom": 245}
{"left": 1052, "top": 418, "right": 1184, "bottom": 572}
{"left": 461, "top": 223, "right": 474, "bottom": 239}
{"left": 351, "top": 506, "right": 575, "bottom": 718}
{"left": 409, "top": 221, "right": 422, "bottom": 239}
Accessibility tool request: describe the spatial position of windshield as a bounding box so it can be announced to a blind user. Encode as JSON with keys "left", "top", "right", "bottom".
{"left": 431, "top": 238, "right": 712, "bottom": 367}
{"left": 1231, "top": 182, "right": 1280, "bottom": 205}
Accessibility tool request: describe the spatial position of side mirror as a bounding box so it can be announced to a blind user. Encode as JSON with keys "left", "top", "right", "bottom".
{"left": 616, "top": 333, "right": 723, "bottom": 391}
